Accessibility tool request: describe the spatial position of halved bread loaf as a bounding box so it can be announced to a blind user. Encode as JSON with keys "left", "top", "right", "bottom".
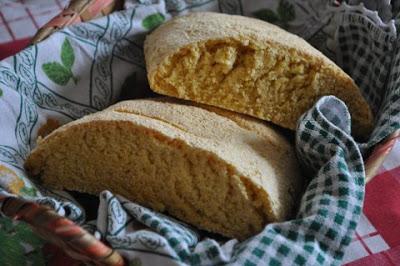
{"left": 25, "top": 98, "right": 303, "bottom": 240}
{"left": 144, "top": 12, "right": 373, "bottom": 138}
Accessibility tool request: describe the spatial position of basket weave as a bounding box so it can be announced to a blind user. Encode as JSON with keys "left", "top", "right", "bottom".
{"left": 1, "top": 196, "right": 124, "bottom": 265}
{"left": 31, "top": 0, "right": 122, "bottom": 44}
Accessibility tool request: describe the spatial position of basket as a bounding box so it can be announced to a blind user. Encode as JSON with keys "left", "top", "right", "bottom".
{"left": 31, "top": 0, "right": 122, "bottom": 44}
{"left": 1, "top": 0, "right": 398, "bottom": 265}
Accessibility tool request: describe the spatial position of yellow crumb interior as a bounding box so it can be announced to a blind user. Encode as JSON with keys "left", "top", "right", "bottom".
{"left": 25, "top": 119, "right": 272, "bottom": 240}
{"left": 151, "top": 39, "right": 372, "bottom": 136}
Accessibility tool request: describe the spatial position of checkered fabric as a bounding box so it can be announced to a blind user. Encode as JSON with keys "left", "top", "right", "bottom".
{"left": 343, "top": 140, "right": 400, "bottom": 265}
{"left": 0, "top": 0, "right": 68, "bottom": 60}
{"left": 368, "top": 34, "right": 400, "bottom": 147}
{"left": 328, "top": 3, "right": 400, "bottom": 151}
{"left": 336, "top": 24, "right": 393, "bottom": 114}
{"left": 343, "top": 213, "right": 391, "bottom": 263}
{"left": 0, "top": 0, "right": 67, "bottom": 43}
{"left": 0, "top": 0, "right": 400, "bottom": 265}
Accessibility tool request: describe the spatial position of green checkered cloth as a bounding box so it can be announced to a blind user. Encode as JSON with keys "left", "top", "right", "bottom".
{"left": 1, "top": 1, "right": 400, "bottom": 265}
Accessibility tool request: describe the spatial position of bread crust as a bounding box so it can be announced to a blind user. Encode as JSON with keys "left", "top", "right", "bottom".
{"left": 25, "top": 98, "right": 303, "bottom": 239}
{"left": 144, "top": 12, "right": 373, "bottom": 138}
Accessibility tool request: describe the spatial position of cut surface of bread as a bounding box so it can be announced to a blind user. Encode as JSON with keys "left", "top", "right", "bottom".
{"left": 144, "top": 12, "right": 373, "bottom": 138}
{"left": 25, "top": 98, "right": 303, "bottom": 240}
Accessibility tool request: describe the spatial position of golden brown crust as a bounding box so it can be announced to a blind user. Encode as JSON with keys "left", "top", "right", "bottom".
{"left": 144, "top": 12, "right": 373, "bottom": 137}
{"left": 145, "top": 12, "right": 337, "bottom": 74}
{"left": 25, "top": 98, "right": 303, "bottom": 239}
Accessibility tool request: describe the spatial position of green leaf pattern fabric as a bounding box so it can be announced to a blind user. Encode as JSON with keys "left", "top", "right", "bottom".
{"left": 252, "top": 9, "right": 279, "bottom": 24}
{"left": 42, "top": 62, "right": 73, "bottom": 86}
{"left": 253, "top": 0, "right": 296, "bottom": 26}
{"left": 1, "top": 0, "right": 400, "bottom": 265}
{"left": 42, "top": 38, "right": 77, "bottom": 86}
{"left": 142, "top": 13, "right": 166, "bottom": 30}
{"left": 61, "top": 38, "right": 75, "bottom": 69}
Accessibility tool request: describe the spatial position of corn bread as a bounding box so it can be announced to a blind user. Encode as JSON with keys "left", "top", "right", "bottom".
{"left": 25, "top": 98, "right": 303, "bottom": 240}
{"left": 144, "top": 12, "right": 373, "bottom": 138}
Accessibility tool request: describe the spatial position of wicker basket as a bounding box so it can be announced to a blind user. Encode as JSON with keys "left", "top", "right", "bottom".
{"left": 31, "top": 0, "right": 122, "bottom": 44}
{"left": 2, "top": 1, "right": 397, "bottom": 265}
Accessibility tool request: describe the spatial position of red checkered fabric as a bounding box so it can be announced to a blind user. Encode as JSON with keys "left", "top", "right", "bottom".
{"left": 344, "top": 140, "right": 400, "bottom": 265}
{"left": 0, "top": 0, "right": 68, "bottom": 59}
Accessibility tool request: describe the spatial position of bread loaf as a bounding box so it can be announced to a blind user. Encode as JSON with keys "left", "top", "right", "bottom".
{"left": 25, "top": 98, "right": 303, "bottom": 240}
{"left": 144, "top": 12, "right": 373, "bottom": 138}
